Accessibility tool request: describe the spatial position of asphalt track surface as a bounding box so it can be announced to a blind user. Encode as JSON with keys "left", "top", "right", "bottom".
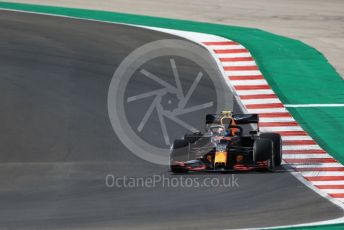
{"left": 0, "top": 10, "right": 342, "bottom": 229}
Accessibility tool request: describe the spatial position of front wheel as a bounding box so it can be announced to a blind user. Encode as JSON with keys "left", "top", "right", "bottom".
{"left": 170, "top": 139, "right": 189, "bottom": 173}
{"left": 254, "top": 139, "right": 274, "bottom": 172}
{"left": 266, "top": 151, "right": 275, "bottom": 172}
{"left": 261, "top": 133, "right": 282, "bottom": 166}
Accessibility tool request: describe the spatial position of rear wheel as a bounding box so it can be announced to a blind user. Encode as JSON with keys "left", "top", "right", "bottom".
{"left": 170, "top": 139, "right": 189, "bottom": 173}
{"left": 254, "top": 139, "right": 274, "bottom": 172}
{"left": 261, "top": 133, "right": 282, "bottom": 166}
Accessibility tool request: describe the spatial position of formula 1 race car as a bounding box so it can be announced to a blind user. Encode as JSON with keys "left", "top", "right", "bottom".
{"left": 170, "top": 111, "right": 282, "bottom": 173}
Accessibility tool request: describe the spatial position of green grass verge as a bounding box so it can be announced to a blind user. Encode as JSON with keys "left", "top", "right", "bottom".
{"left": 1, "top": 1, "right": 344, "bottom": 229}
{"left": 289, "top": 107, "right": 344, "bottom": 163}
{"left": 277, "top": 222, "right": 344, "bottom": 230}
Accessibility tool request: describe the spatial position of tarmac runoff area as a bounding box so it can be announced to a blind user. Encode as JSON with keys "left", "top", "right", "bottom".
{"left": 5, "top": 0, "right": 344, "bottom": 79}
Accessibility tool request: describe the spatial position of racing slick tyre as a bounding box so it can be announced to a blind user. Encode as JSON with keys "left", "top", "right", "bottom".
{"left": 260, "top": 133, "right": 282, "bottom": 166}
{"left": 254, "top": 139, "right": 275, "bottom": 172}
{"left": 170, "top": 139, "right": 189, "bottom": 173}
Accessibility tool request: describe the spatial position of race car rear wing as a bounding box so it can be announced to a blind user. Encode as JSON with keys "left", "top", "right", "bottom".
{"left": 206, "top": 114, "right": 259, "bottom": 125}
{"left": 233, "top": 114, "right": 259, "bottom": 124}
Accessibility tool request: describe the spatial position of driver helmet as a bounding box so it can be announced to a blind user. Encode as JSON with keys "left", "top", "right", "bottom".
{"left": 220, "top": 110, "right": 233, "bottom": 125}
{"left": 221, "top": 110, "right": 238, "bottom": 136}
{"left": 221, "top": 110, "right": 233, "bottom": 117}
